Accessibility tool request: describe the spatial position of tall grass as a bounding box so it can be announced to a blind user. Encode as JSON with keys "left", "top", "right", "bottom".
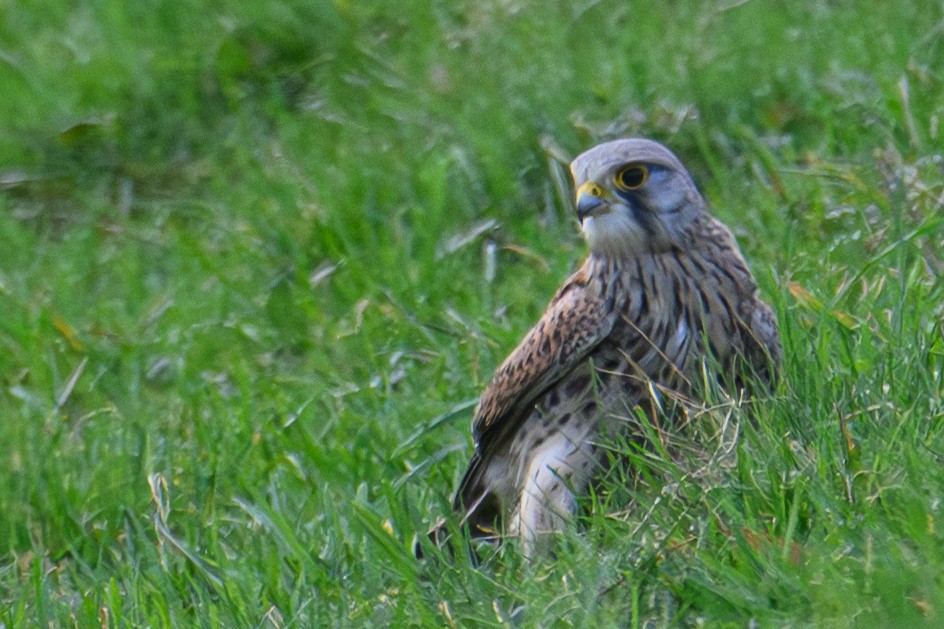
{"left": 1, "top": 0, "right": 942, "bottom": 625}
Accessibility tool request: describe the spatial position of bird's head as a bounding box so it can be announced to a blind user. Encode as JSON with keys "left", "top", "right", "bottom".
{"left": 569, "top": 138, "right": 705, "bottom": 257}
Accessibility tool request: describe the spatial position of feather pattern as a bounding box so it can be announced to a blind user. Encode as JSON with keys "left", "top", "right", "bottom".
{"left": 438, "top": 138, "right": 780, "bottom": 557}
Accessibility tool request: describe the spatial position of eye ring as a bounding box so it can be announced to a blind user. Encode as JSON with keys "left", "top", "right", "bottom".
{"left": 615, "top": 164, "right": 648, "bottom": 191}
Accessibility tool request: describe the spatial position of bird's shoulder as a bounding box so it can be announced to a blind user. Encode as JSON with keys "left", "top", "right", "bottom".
{"left": 691, "top": 214, "right": 782, "bottom": 374}
{"left": 471, "top": 260, "right": 623, "bottom": 444}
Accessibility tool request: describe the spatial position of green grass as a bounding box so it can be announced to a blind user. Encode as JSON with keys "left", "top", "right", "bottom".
{"left": 1, "top": 0, "right": 943, "bottom": 625}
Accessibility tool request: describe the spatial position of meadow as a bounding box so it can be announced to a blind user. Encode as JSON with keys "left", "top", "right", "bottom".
{"left": 1, "top": 1, "right": 943, "bottom": 626}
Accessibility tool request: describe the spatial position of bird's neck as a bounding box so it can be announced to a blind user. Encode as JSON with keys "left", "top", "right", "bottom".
{"left": 583, "top": 253, "right": 646, "bottom": 286}
{"left": 585, "top": 250, "right": 666, "bottom": 275}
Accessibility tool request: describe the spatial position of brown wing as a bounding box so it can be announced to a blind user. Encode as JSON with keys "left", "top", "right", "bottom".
{"left": 738, "top": 293, "right": 782, "bottom": 382}
{"left": 698, "top": 215, "right": 782, "bottom": 383}
{"left": 471, "top": 260, "right": 624, "bottom": 446}
{"left": 450, "top": 261, "right": 624, "bottom": 527}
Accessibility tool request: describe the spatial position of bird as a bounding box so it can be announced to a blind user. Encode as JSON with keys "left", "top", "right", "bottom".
{"left": 438, "top": 138, "right": 780, "bottom": 558}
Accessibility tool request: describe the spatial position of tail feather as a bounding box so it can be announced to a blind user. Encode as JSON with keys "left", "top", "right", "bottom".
{"left": 416, "top": 450, "right": 502, "bottom": 560}
{"left": 453, "top": 451, "right": 503, "bottom": 539}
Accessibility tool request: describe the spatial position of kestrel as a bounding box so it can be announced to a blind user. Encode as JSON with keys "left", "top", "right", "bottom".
{"left": 442, "top": 138, "right": 780, "bottom": 557}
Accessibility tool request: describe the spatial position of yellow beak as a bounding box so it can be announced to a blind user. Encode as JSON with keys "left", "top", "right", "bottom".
{"left": 575, "top": 182, "right": 609, "bottom": 221}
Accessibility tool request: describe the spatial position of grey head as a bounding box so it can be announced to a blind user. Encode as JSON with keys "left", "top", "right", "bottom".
{"left": 569, "top": 138, "right": 706, "bottom": 257}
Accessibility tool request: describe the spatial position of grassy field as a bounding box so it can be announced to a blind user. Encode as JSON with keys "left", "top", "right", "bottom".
{"left": 1, "top": 0, "right": 943, "bottom": 626}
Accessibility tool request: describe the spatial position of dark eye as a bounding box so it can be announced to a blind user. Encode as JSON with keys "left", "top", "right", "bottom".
{"left": 615, "top": 165, "right": 648, "bottom": 191}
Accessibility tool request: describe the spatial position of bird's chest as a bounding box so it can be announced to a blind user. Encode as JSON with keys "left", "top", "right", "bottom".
{"left": 596, "top": 269, "right": 738, "bottom": 391}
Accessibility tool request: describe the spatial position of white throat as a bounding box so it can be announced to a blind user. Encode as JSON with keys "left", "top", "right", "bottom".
{"left": 580, "top": 209, "right": 650, "bottom": 258}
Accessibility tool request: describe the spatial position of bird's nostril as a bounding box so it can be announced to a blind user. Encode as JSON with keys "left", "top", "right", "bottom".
{"left": 576, "top": 192, "right": 605, "bottom": 219}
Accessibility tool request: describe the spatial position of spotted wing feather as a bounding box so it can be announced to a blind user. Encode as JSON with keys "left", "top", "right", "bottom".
{"left": 470, "top": 263, "right": 623, "bottom": 450}
{"left": 450, "top": 263, "right": 623, "bottom": 526}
